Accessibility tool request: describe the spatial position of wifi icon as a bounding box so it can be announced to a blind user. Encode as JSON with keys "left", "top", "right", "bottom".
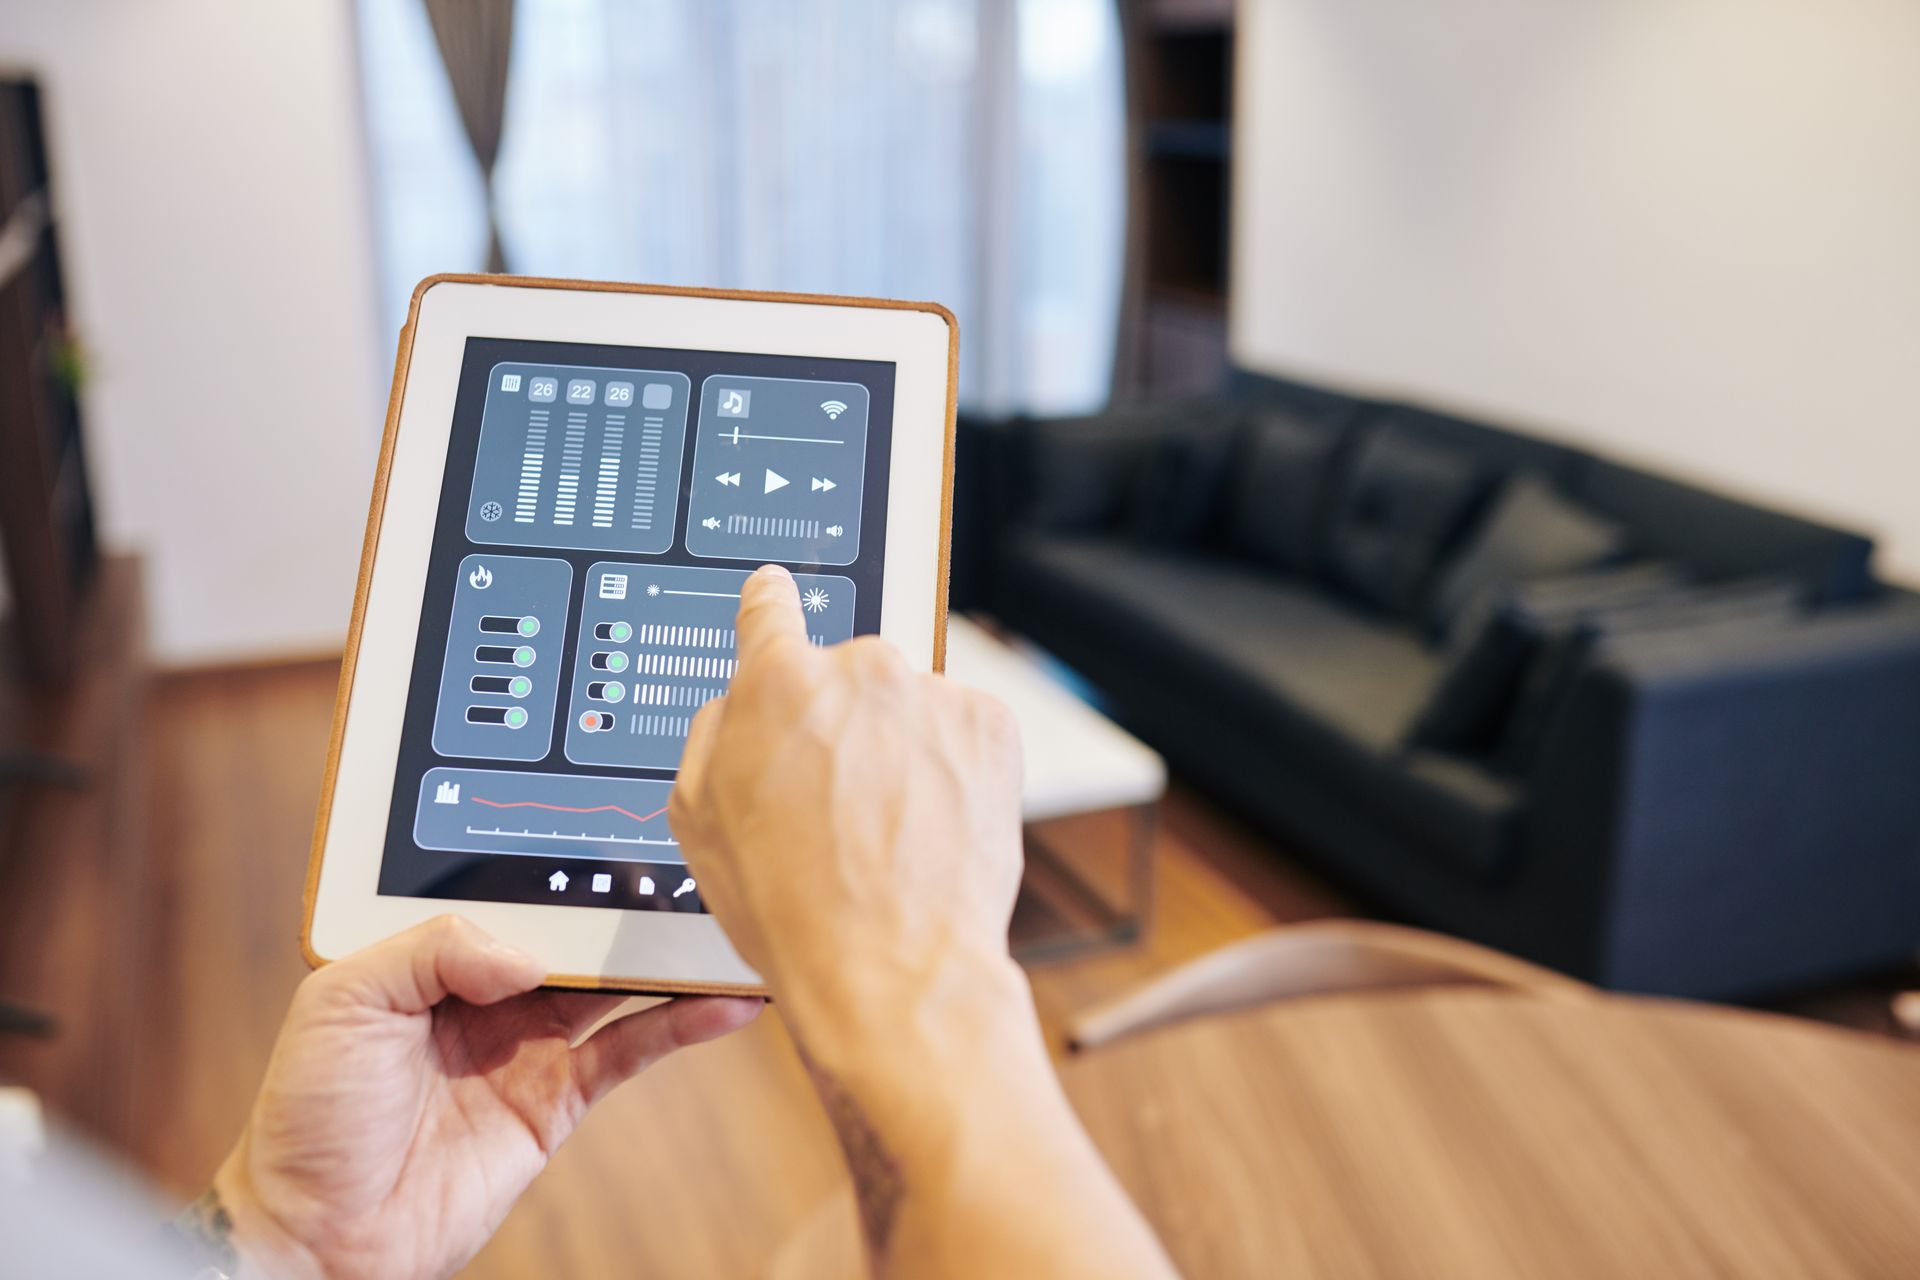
{"left": 820, "top": 400, "right": 849, "bottom": 420}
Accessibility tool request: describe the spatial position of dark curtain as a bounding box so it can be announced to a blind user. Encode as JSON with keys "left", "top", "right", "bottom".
{"left": 421, "top": 0, "right": 516, "bottom": 273}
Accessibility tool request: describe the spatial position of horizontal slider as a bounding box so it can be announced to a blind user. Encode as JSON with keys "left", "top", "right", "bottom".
{"left": 466, "top": 705, "right": 529, "bottom": 729}
{"left": 476, "top": 645, "right": 537, "bottom": 667}
{"left": 480, "top": 615, "right": 539, "bottom": 637}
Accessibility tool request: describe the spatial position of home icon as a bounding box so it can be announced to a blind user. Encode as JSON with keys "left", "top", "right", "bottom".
{"left": 548, "top": 870, "right": 568, "bottom": 891}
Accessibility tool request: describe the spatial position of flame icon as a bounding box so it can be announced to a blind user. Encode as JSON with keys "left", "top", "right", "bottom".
{"left": 469, "top": 564, "right": 494, "bottom": 590}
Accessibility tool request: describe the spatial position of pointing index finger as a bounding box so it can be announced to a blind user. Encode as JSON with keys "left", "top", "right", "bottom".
{"left": 734, "top": 564, "right": 812, "bottom": 674}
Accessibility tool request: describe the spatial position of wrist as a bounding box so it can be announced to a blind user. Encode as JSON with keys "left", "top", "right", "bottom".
{"left": 788, "top": 942, "right": 1050, "bottom": 1118}
{"left": 207, "top": 1148, "right": 324, "bottom": 1280}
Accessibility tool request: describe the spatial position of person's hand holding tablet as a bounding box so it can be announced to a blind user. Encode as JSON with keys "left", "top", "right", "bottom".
{"left": 200, "top": 919, "right": 759, "bottom": 1277}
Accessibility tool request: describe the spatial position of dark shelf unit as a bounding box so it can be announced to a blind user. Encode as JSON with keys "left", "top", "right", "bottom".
{"left": 0, "top": 76, "right": 98, "bottom": 684}
{"left": 1117, "top": 0, "right": 1235, "bottom": 398}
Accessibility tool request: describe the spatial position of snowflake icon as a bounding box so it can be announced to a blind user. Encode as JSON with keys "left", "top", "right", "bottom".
{"left": 801, "top": 587, "right": 831, "bottom": 614}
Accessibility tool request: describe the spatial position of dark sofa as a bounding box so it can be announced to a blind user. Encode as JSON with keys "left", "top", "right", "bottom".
{"left": 959, "top": 371, "right": 1920, "bottom": 1000}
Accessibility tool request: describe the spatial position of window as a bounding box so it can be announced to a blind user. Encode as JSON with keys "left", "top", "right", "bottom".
{"left": 357, "top": 0, "right": 1125, "bottom": 414}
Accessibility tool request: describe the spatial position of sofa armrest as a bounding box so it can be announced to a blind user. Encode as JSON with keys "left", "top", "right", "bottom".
{"left": 1525, "top": 598, "right": 1920, "bottom": 996}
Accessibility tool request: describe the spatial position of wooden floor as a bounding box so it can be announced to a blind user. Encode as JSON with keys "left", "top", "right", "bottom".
{"left": 2, "top": 657, "right": 1912, "bottom": 1275}
{"left": 0, "top": 658, "right": 1345, "bottom": 1276}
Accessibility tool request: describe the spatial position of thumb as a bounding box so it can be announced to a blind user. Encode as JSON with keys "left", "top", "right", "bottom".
{"left": 316, "top": 915, "right": 547, "bottom": 1015}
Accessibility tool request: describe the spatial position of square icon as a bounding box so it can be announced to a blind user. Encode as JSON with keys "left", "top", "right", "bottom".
{"left": 567, "top": 379, "right": 596, "bottom": 405}
{"left": 642, "top": 382, "right": 673, "bottom": 410}
{"left": 716, "top": 388, "right": 751, "bottom": 418}
{"left": 528, "top": 377, "right": 558, "bottom": 403}
{"left": 591, "top": 873, "right": 613, "bottom": 893}
{"left": 604, "top": 381, "right": 635, "bottom": 408}
{"left": 599, "top": 573, "right": 629, "bottom": 600}
{"left": 500, "top": 373, "right": 522, "bottom": 393}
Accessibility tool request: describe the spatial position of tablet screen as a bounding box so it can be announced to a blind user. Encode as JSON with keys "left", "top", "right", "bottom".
{"left": 377, "top": 337, "right": 894, "bottom": 914}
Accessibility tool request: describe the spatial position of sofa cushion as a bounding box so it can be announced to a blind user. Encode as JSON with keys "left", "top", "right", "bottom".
{"left": 1375, "top": 751, "right": 1524, "bottom": 879}
{"left": 1324, "top": 427, "right": 1490, "bottom": 617}
{"left": 1427, "top": 474, "right": 1629, "bottom": 641}
{"left": 1365, "top": 401, "right": 1591, "bottom": 490}
{"left": 1126, "top": 408, "right": 1243, "bottom": 548}
{"left": 1221, "top": 407, "right": 1349, "bottom": 574}
{"left": 1496, "top": 578, "right": 1808, "bottom": 775}
{"left": 999, "top": 534, "right": 1443, "bottom": 756}
{"left": 1017, "top": 402, "right": 1201, "bottom": 533}
{"left": 1407, "top": 563, "right": 1687, "bottom": 755}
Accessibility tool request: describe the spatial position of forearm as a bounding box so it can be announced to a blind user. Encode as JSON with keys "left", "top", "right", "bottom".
{"left": 792, "top": 954, "right": 1177, "bottom": 1279}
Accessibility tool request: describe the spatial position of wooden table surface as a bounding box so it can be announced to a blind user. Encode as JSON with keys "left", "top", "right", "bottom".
{"left": 1063, "top": 990, "right": 1920, "bottom": 1280}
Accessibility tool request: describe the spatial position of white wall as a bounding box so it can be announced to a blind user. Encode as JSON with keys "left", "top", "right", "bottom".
{"left": 1231, "top": 0, "right": 1920, "bottom": 584}
{"left": 2, "top": 0, "right": 385, "bottom": 663}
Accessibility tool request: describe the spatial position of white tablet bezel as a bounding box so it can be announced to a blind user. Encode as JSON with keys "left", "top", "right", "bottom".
{"left": 303, "top": 276, "right": 957, "bottom": 993}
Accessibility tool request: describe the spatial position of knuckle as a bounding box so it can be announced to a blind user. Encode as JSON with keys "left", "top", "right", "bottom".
{"left": 977, "top": 692, "right": 1020, "bottom": 747}
{"left": 842, "top": 635, "right": 907, "bottom": 683}
{"left": 955, "top": 686, "right": 1019, "bottom": 749}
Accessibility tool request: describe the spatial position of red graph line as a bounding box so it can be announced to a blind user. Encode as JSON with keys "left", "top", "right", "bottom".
{"left": 471, "top": 796, "right": 669, "bottom": 825}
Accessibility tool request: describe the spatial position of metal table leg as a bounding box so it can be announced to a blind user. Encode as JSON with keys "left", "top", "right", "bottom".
{"left": 1013, "top": 800, "right": 1159, "bottom": 964}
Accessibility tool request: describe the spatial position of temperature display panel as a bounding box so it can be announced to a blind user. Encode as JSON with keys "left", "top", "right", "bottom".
{"left": 465, "top": 365, "right": 692, "bottom": 555}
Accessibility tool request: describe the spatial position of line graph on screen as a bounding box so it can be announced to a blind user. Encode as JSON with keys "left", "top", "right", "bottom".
{"left": 414, "top": 768, "right": 683, "bottom": 860}
{"left": 471, "top": 796, "right": 670, "bottom": 825}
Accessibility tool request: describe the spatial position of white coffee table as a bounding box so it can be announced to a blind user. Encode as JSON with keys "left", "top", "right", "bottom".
{"left": 942, "top": 615, "right": 1166, "bottom": 957}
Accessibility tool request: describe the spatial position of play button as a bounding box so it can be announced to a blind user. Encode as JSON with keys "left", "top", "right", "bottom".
{"left": 764, "top": 469, "right": 790, "bottom": 494}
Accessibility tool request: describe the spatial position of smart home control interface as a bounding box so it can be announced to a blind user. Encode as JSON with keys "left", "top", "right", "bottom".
{"left": 379, "top": 338, "right": 893, "bottom": 913}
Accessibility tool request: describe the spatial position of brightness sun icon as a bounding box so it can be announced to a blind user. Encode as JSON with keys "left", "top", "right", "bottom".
{"left": 802, "top": 587, "right": 831, "bottom": 614}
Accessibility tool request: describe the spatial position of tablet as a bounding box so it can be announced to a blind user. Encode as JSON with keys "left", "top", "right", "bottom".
{"left": 303, "top": 276, "right": 957, "bottom": 995}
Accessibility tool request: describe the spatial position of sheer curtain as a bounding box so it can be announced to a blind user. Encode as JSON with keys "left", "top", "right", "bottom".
{"left": 357, "top": 0, "right": 1125, "bottom": 415}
